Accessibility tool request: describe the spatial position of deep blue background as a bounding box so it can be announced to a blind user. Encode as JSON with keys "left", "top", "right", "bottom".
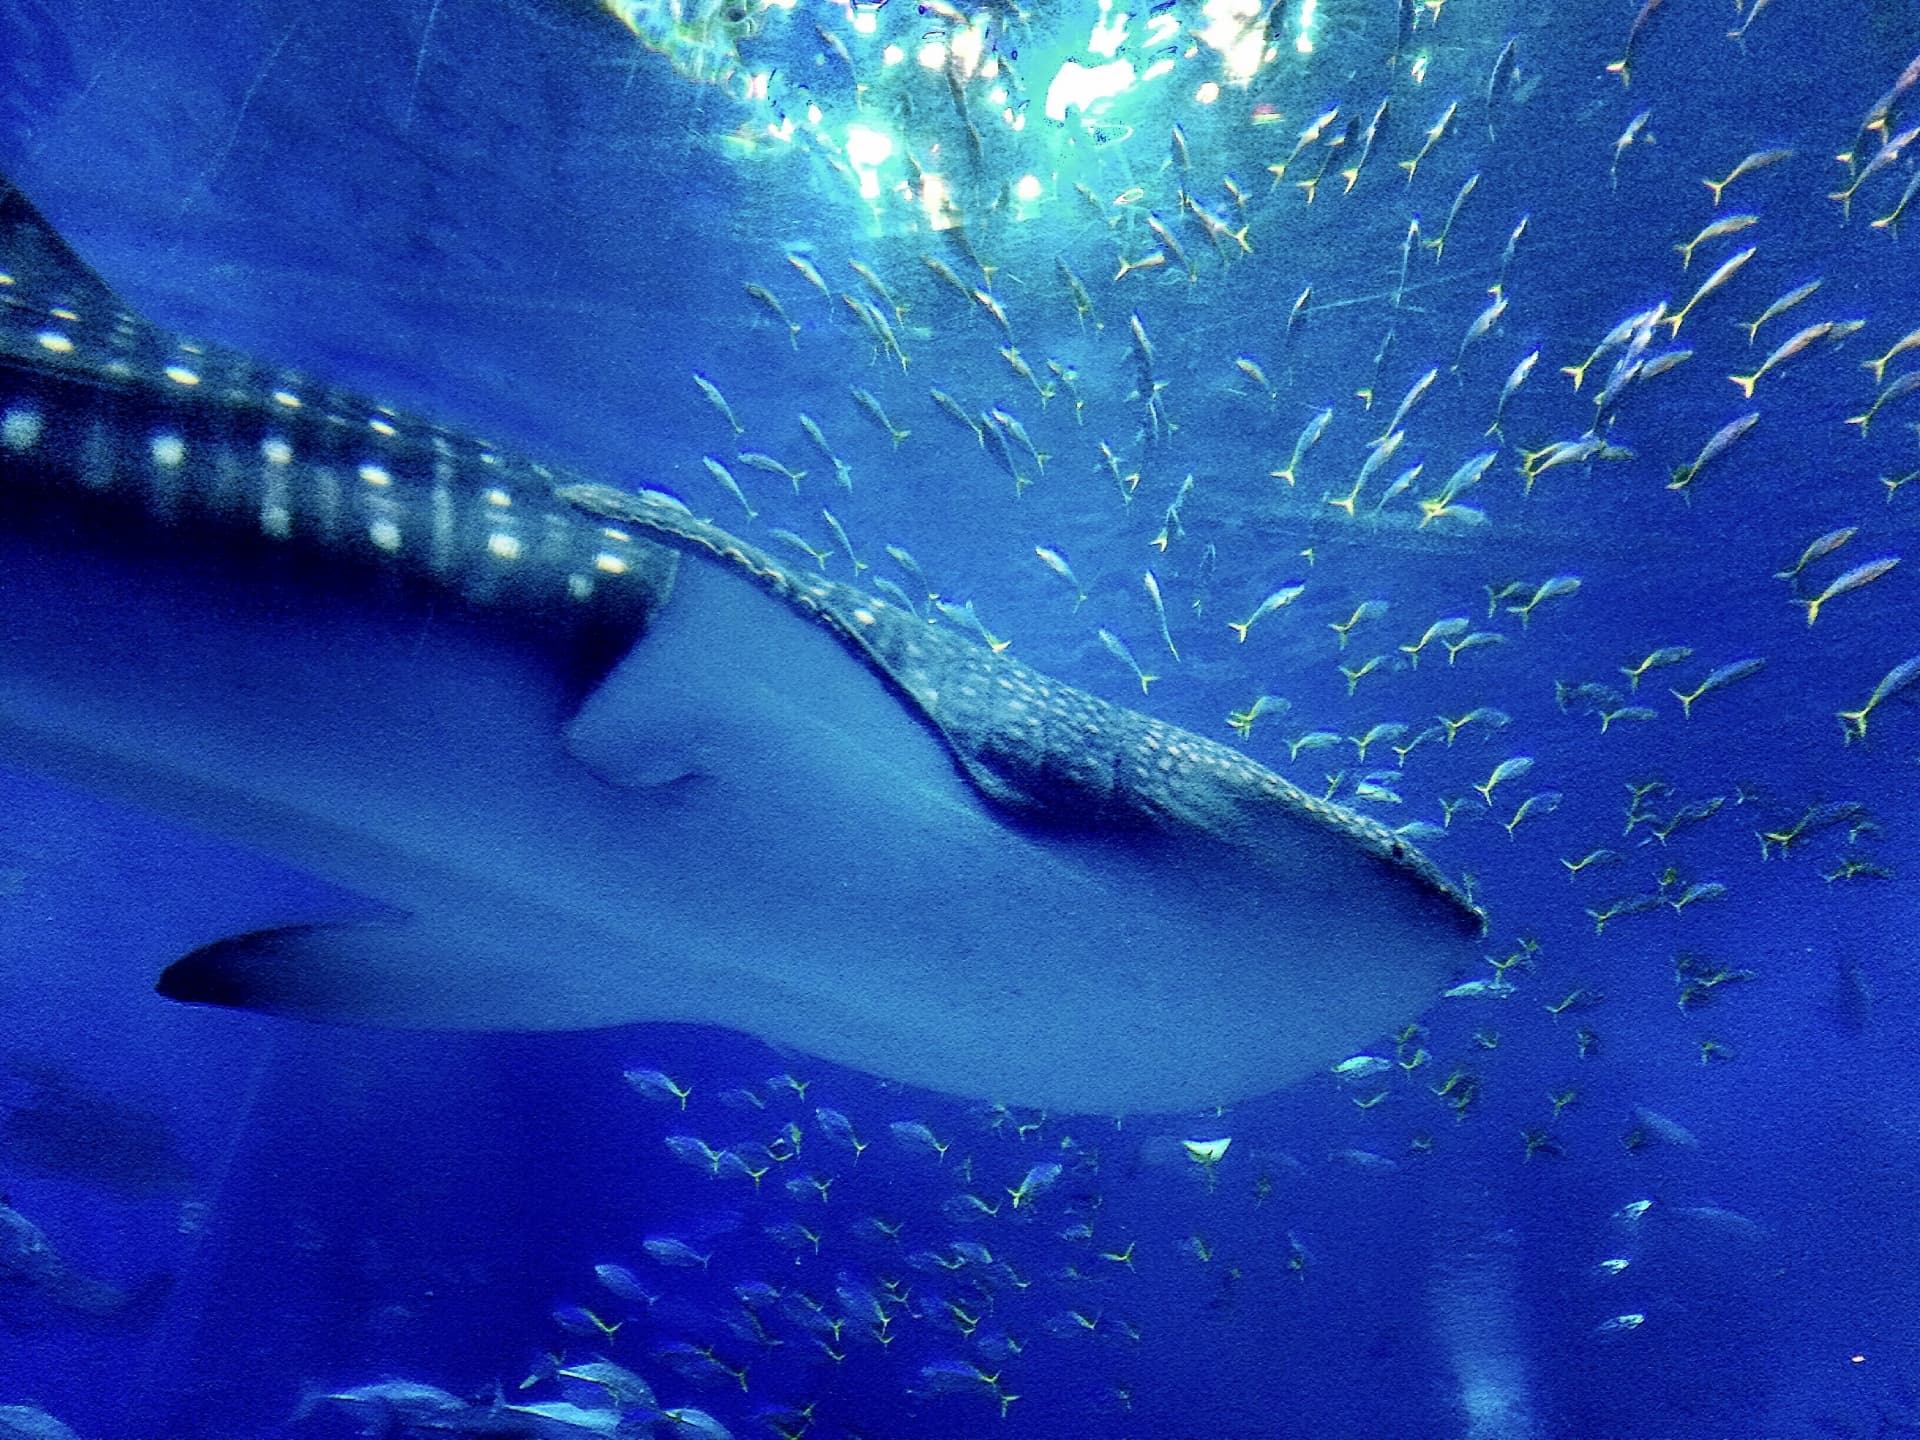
{"left": 3, "top": 0, "right": 1920, "bottom": 1435}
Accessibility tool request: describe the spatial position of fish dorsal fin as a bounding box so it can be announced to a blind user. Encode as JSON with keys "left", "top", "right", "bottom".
{"left": 0, "top": 171, "right": 123, "bottom": 314}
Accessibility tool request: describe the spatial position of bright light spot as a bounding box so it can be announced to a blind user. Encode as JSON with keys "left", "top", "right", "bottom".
{"left": 1144, "top": 11, "right": 1179, "bottom": 45}
{"left": 1298, "top": 0, "right": 1318, "bottom": 53}
{"left": 950, "top": 22, "right": 985, "bottom": 76}
{"left": 1005, "top": 108, "right": 1026, "bottom": 131}
{"left": 917, "top": 41, "right": 948, "bottom": 69}
{"left": 150, "top": 433, "right": 185, "bottom": 468}
{"left": 2, "top": 407, "right": 44, "bottom": 450}
{"left": 807, "top": 103, "right": 823, "bottom": 125}
{"left": 745, "top": 71, "right": 770, "bottom": 99}
{"left": 919, "top": 171, "right": 954, "bottom": 228}
{"left": 35, "top": 332, "right": 73, "bottom": 354}
{"left": 1411, "top": 52, "right": 1430, "bottom": 82}
{"left": 271, "top": 390, "right": 301, "bottom": 408}
{"left": 845, "top": 123, "right": 894, "bottom": 168}
{"left": 487, "top": 531, "right": 523, "bottom": 561}
{"left": 359, "top": 464, "right": 392, "bottom": 486}
{"left": 1295, "top": 33, "right": 1312, "bottom": 52}
{"left": 988, "top": 85, "right": 1006, "bottom": 105}
{"left": 882, "top": 43, "right": 904, "bottom": 65}
{"left": 851, "top": 8, "right": 877, "bottom": 34}
{"left": 260, "top": 438, "right": 293, "bottom": 466}
{"left": 1044, "top": 58, "right": 1136, "bottom": 122}
{"left": 369, "top": 519, "right": 402, "bottom": 552}
{"left": 164, "top": 365, "right": 201, "bottom": 386}
{"left": 1089, "top": 6, "right": 1129, "bottom": 57}
{"left": 595, "top": 552, "right": 630, "bottom": 575}
{"left": 1141, "top": 56, "right": 1175, "bottom": 83}
{"left": 1195, "top": 80, "right": 1220, "bottom": 103}
{"left": 484, "top": 487, "right": 513, "bottom": 508}
{"left": 1015, "top": 173, "right": 1043, "bottom": 201}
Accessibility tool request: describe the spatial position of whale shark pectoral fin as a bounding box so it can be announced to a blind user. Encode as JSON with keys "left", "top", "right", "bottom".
{"left": 562, "top": 538, "right": 975, "bottom": 812}
{"left": 157, "top": 547, "right": 984, "bottom": 1035}
{"left": 157, "top": 919, "right": 459, "bottom": 1025}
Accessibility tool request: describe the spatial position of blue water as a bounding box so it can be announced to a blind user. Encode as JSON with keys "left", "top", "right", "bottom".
{"left": 3, "top": 0, "right": 1920, "bottom": 1435}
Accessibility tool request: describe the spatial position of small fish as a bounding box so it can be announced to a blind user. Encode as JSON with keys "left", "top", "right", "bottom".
{"left": 1398, "top": 99, "right": 1459, "bottom": 185}
{"left": 1729, "top": 319, "right": 1856, "bottom": 399}
{"left": 1475, "top": 756, "right": 1535, "bottom": 806}
{"left": 1127, "top": 311, "right": 1156, "bottom": 374}
{"left": 743, "top": 282, "right": 801, "bottom": 349}
{"left": 1329, "top": 600, "right": 1389, "bottom": 650}
{"left": 1837, "top": 652, "right": 1920, "bottom": 741}
{"left": 624, "top": 1068, "right": 692, "bottom": 1108}
{"left": 1034, "top": 547, "right": 1087, "bottom": 609}
{"left": 1495, "top": 212, "right": 1530, "bottom": 290}
{"left": 889, "top": 1121, "right": 950, "bottom": 1161}
{"left": 1419, "top": 452, "right": 1497, "bottom": 529}
{"left": 1270, "top": 106, "right": 1340, "bottom": 184}
{"left": 929, "top": 388, "right": 984, "bottom": 446}
{"left": 1452, "top": 290, "right": 1508, "bottom": 371}
{"left": 1008, "top": 1160, "right": 1063, "bottom": 1209}
{"left": 1273, "top": 407, "right": 1333, "bottom": 485}
{"left": 1671, "top": 657, "right": 1765, "bottom": 718}
{"left": 701, "top": 456, "right": 756, "bottom": 520}
{"left": 1862, "top": 323, "right": 1920, "bottom": 383}
{"left": 1802, "top": 557, "right": 1899, "bottom": 626}
{"left": 1740, "top": 279, "right": 1822, "bottom": 346}
{"left": 1478, "top": 350, "right": 1540, "bottom": 437}
{"left": 1773, "top": 527, "right": 1856, "bottom": 582}
{"left": 1604, "top": 0, "right": 1664, "bottom": 85}
{"left": 1830, "top": 123, "right": 1920, "bottom": 219}
{"left": 1229, "top": 584, "right": 1306, "bottom": 642}
{"left": 1702, "top": 147, "right": 1792, "bottom": 206}
{"left": 1668, "top": 411, "right": 1759, "bottom": 494}
{"left": 594, "top": 1263, "right": 654, "bottom": 1304}
{"left": 1666, "top": 246, "right": 1757, "bottom": 338}
{"left": 642, "top": 1236, "right": 711, "bottom": 1269}
{"left": 1503, "top": 791, "right": 1562, "bottom": 838}
{"left": 814, "top": 1105, "right": 868, "bottom": 1159}
{"left": 1620, "top": 645, "right": 1693, "bottom": 690}
{"left": 1144, "top": 571, "right": 1180, "bottom": 660}
{"left": 820, "top": 508, "right": 867, "bottom": 574}
{"left": 1506, "top": 574, "right": 1582, "bottom": 626}
{"left": 1379, "top": 367, "right": 1439, "bottom": 442}
{"left": 1609, "top": 110, "right": 1653, "bottom": 190}
{"left": 1235, "top": 355, "right": 1276, "bottom": 398}
{"left": 921, "top": 253, "right": 974, "bottom": 302}
{"left": 693, "top": 372, "right": 744, "bottom": 435}
{"left": 1845, "top": 370, "right": 1920, "bottom": 435}
{"left": 1486, "top": 38, "right": 1518, "bottom": 137}
{"left": 1098, "top": 628, "right": 1157, "bottom": 695}
{"left": 1674, "top": 213, "right": 1758, "bottom": 270}
{"left": 848, "top": 258, "right": 906, "bottom": 324}
{"left": 785, "top": 251, "right": 831, "bottom": 295}
{"left": 1426, "top": 172, "right": 1481, "bottom": 261}
{"left": 1400, "top": 616, "right": 1470, "bottom": 665}
{"left": 1057, "top": 258, "right": 1099, "bottom": 330}
{"left": 735, "top": 451, "right": 806, "bottom": 492}
{"left": 849, "top": 386, "right": 910, "bottom": 447}
{"left": 1392, "top": 220, "right": 1420, "bottom": 308}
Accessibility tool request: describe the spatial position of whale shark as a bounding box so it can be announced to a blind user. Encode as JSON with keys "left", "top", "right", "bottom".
{"left": 0, "top": 171, "right": 1483, "bottom": 1114}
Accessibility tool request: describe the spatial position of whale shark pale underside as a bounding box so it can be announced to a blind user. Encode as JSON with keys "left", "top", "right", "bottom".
{"left": 0, "top": 174, "right": 1483, "bottom": 1114}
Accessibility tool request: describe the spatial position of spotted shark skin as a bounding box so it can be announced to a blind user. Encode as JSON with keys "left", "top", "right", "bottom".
{"left": 0, "top": 172, "right": 1486, "bottom": 1114}
{"left": 558, "top": 482, "right": 1485, "bottom": 931}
